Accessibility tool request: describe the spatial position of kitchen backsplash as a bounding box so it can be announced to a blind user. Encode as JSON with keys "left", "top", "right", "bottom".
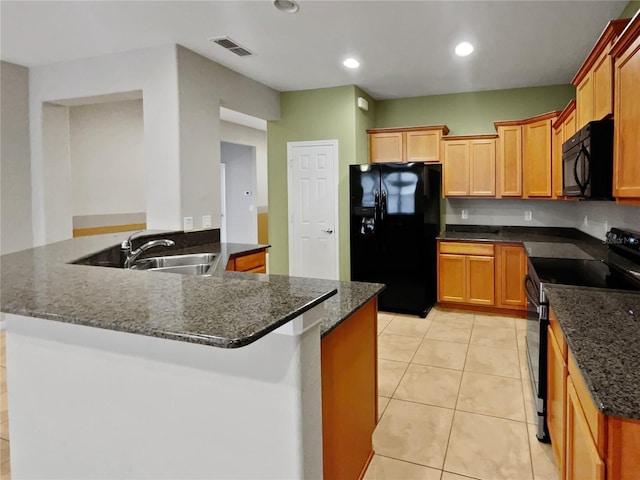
{"left": 446, "top": 198, "right": 639, "bottom": 240}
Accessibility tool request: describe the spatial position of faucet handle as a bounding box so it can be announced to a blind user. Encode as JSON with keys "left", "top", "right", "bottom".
{"left": 121, "top": 229, "right": 145, "bottom": 250}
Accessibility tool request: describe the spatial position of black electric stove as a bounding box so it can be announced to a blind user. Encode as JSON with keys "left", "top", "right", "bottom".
{"left": 524, "top": 228, "right": 640, "bottom": 442}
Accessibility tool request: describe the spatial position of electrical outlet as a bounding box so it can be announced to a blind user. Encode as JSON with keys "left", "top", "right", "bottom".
{"left": 524, "top": 211, "right": 532, "bottom": 222}
{"left": 183, "top": 216, "right": 193, "bottom": 231}
{"left": 202, "top": 215, "right": 212, "bottom": 228}
{"left": 461, "top": 209, "right": 469, "bottom": 220}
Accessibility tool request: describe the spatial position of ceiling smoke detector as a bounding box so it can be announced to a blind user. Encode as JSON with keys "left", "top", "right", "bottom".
{"left": 209, "top": 36, "right": 254, "bottom": 57}
{"left": 274, "top": 0, "right": 299, "bottom": 13}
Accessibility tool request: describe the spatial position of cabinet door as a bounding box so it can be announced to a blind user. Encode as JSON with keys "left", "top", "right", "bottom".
{"left": 498, "top": 126, "right": 522, "bottom": 197}
{"left": 547, "top": 328, "right": 567, "bottom": 479}
{"left": 469, "top": 139, "right": 496, "bottom": 196}
{"left": 576, "top": 74, "right": 594, "bottom": 130}
{"left": 523, "top": 119, "right": 553, "bottom": 198}
{"left": 496, "top": 245, "right": 527, "bottom": 309}
{"left": 613, "top": 35, "right": 640, "bottom": 199}
{"left": 443, "top": 141, "right": 470, "bottom": 196}
{"left": 370, "top": 132, "right": 404, "bottom": 163}
{"left": 466, "top": 255, "right": 495, "bottom": 306}
{"left": 552, "top": 125, "right": 564, "bottom": 198}
{"left": 406, "top": 130, "right": 441, "bottom": 163}
{"left": 566, "top": 378, "right": 605, "bottom": 480}
{"left": 438, "top": 254, "right": 466, "bottom": 303}
{"left": 592, "top": 47, "right": 614, "bottom": 121}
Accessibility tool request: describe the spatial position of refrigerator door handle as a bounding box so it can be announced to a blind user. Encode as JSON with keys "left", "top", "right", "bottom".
{"left": 380, "top": 190, "right": 387, "bottom": 221}
{"left": 374, "top": 190, "right": 380, "bottom": 221}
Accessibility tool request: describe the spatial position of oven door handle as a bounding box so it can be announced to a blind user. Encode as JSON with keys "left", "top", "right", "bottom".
{"left": 524, "top": 275, "right": 540, "bottom": 308}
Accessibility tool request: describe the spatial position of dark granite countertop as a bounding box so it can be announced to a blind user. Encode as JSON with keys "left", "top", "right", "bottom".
{"left": 1, "top": 231, "right": 383, "bottom": 348}
{"left": 437, "top": 225, "right": 609, "bottom": 260}
{"left": 545, "top": 286, "right": 640, "bottom": 420}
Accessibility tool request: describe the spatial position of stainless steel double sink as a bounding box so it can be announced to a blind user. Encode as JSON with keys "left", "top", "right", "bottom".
{"left": 130, "top": 253, "right": 219, "bottom": 276}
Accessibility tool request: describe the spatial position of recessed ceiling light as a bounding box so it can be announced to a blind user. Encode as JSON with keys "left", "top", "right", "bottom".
{"left": 343, "top": 58, "right": 360, "bottom": 69}
{"left": 273, "top": 0, "right": 299, "bottom": 13}
{"left": 455, "top": 42, "right": 474, "bottom": 57}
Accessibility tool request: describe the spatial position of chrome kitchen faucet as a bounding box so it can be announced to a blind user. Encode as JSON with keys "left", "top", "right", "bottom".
{"left": 121, "top": 230, "right": 175, "bottom": 269}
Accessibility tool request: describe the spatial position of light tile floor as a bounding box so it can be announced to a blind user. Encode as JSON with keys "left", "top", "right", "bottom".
{"left": 366, "top": 306, "right": 559, "bottom": 480}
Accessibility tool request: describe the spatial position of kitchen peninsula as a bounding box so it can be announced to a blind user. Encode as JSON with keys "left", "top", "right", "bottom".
{"left": 0, "top": 230, "right": 383, "bottom": 479}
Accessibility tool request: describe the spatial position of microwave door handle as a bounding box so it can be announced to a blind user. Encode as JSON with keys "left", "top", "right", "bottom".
{"left": 581, "top": 144, "right": 591, "bottom": 194}
{"left": 573, "top": 149, "right": 583, "bottom": 193}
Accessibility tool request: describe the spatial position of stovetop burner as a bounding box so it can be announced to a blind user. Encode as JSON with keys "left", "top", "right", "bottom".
{"left": 529, "top": 257, "right": 640, "bottom": 291}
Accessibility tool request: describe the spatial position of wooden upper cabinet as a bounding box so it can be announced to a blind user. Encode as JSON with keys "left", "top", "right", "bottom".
{"left": 522, "top": 112, "right": 558, "bottom": 198}
{"left": 369, "top": 131, "right": 403, "bottom": 163}
{"left": 611, "top": 14, "right": 640, "bottom": 201}
{"left": 495, "top": 124, "right": 522, "bottom": 197}
{"left": 552, "top": 101, "right": 577, "bottom": 198}
{"left": 576, "top": 74, "right": 594, "bottom": 130}
{"left": 442, "top": 135, "right": 497, "bottom": 197}
{"left": 469, "top": 138, "right": 496, "bottom": 196}
{"left": 368, "top": 125, "right": 449, "bottom": 164}
{"left": 572, "top": 18, "right": 630, "bottom": 129}
{"left": 443, "top": 140, "right": 470, "bottom": 196}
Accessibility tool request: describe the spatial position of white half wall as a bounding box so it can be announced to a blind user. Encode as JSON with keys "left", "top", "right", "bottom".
{"left": 1, "top": 61, "right": 33, "bottom": 254}
{"left": 220, "top": 120, "right": 268, "bottom": 209}
{"left": 69, "top": 100, "right": 145, "bottom": 217}
{"left": 446, "top": 198, "right": 640, "bottom": 240}
{"left": 221, "top": 142, "right": 258, "bottom": 244}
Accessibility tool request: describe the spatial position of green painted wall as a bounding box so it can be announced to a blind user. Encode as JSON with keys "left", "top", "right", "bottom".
{"left": 375, "top": 84, "right": 576, "bottom": 135}
{"left": 267, "top": 85, "right": 375, "bottom": 280}
{"left": 620, "top": 1, "right": 640, "bottom": 18}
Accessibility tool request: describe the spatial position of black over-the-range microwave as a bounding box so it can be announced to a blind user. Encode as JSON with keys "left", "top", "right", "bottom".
{"left": 562, "top": 119, "right": 614, "bottom": 199}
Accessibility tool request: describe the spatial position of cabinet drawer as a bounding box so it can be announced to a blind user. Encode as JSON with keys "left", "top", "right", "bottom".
{"left": 439, "top": 242, "right": 494, "bottom": 256}
{"left": 568, "top": 352, "right": 606, "bottom": 454}
{"left": 549, "top": 308, "right": 567, "bottom": 360}
{"left": 234, "top": 250, "right": 266, "bottom": 272}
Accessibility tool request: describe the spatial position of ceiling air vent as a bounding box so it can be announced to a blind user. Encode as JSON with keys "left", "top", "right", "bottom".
{"left": 210, "top": 37, "right": 254, "bottom": 57}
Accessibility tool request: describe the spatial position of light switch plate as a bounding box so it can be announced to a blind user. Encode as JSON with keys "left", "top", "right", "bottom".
{"left": 202, "top": 215, "right": 212, "bottom": 228}
{"left": 183, "top": 216, "right": 193, "bottom": 231}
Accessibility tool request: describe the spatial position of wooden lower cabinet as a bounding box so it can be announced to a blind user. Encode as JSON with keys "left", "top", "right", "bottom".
{"left": 321, "top": 298, "right": 377, "bottom": 480}
{"left": 548, "top": 305, "right": 640, "bottom": 480}
{"left": 547, "top": 326, "right": 568, "bottom": 479}
{"left": 495, "top": 244, "right": 527, "bottom": 310}
{"left": 437, "top": 241, "right": 528, "bottom": 312}
{"left": 226, "top": 249, "right": 267, "bottom": 273}
{"left": 437, "top": 241, "right": 495, "bottom": 306}
{"left": 566, "top": 378, "right": 606, "bottom": 480}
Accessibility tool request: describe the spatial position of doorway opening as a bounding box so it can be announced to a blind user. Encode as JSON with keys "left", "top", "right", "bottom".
{"left": 220, "top": 141, "right": 258, "bottom": 244}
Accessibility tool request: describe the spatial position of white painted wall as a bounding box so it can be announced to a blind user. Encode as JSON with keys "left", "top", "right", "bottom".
{"left": 69, "top": 100, "right": 145, "bottom": 217}
{"left": 0, "top": 61, "right": 33, "bottom": 254}
{"left": 446, "top": 198, "right": 640, "bottom": 240}
{"left": 221, "top": 142, "right": 258, "bottom": 244}
{"left": 175, "top": 46, "right": 278, "bottom": 231}
{"left": 30, "top": 45, "right": 181, "bottom": 245}
{"left": 220, "top": 120, "right": 268, "bottom": 209}
{"left": 28, "top": 45, "right": 279, "bottom": 246}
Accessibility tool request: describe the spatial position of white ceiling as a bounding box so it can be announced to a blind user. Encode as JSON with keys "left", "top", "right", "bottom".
{"left": 0, "top": 1, "right": 628, "bottom": 100}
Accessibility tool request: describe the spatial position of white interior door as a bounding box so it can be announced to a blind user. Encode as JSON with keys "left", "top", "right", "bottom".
{"left": 288, "top": 140, "right": 339, "bottom": 280}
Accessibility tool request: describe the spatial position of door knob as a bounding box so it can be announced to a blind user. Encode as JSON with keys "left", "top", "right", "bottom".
{"left": 323, "top": 228, "right": 334, "bottom": 234}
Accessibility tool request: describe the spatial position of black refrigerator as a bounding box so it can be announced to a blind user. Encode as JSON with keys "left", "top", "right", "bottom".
{"left": 349, "top": 163, "right": 441, "bottom": 317}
